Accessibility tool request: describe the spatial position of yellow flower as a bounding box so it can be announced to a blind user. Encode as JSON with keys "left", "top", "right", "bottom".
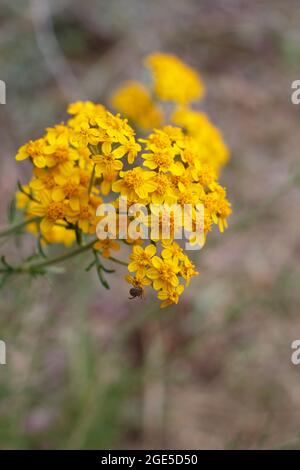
{"left": 141, "top": 128, "right": 185, "bottom": 174}
{"left": 66, "top": 196, "right": 95, "bottom": 233}
{"left": 204, "top": 183, "right": 232, "bottom": 232}
{"left": 161, "top": 125, "right": 184, "bottom": 142}
{"left": 176, "top": 187, "right": 202, "bottom": 208}
{"left": 100, "top": 170, "right": 118, "bottom": 196}
{"left": 125, "top": 273, "right": 151, "bottom": 288}
{"left": 77, "top": 147, "right": 93, "bottom": 170}
{"left": 52, "top": 169, "right": 85, "bottom": 211}
{"left": 78, "top": 168, "right": 92, "bottom": 188}
{"left": 140, "top": 129, "right": 172, "bottom": 152}
{"left": 191, "top": 164, "right": 216, "bottom": 188}
{"left": 30, "top": 190, "right": 66, "bottom": 233}
{"left": 180, "top": 147, "right": 202, "bottom": 169}
{"left": 95, "top": 239, "right": 120, "bottom": 258}
{"left": 171, "top": 168, "right": 195, "bottom": 194}
{"left": 113, "top": 135, "right": 141, "bottom": 164}
{"left": 111, "top": 81, "right": 163, "bottom": 130}
{"left": 46, "top": 124, "right": 69, "bottom": 147}
{"left": 16, "top": 139, "right": 47, "bottom": 168}
{"left": 149, "top": 204, "right": 183, "bottom": 240}
{"left": 68, "top": 101, "right": 107, "bottom": 126}
{"left": 44, "top": 224, "right": 76, "bottom": 247}
{"left": 112, "top": 168, "right": 157, "bottom": 200}
{"left": 161, "top": 240, "right": 184, "bottom": 263}
{"left": 128, "top": 244, "right": 156, "bottom": 276}
{"left": 43, "top": 134, "right": 78, "bottom": 172}
{"left": 145, "top": 53, "right": 205, "bottom": 104}
{"left": 179, "top": 255, "right": 199, "bottom": 286}
{"left": 150, "top": 173, "right": 177, "bottom": 205}
{"left": 172, "top": 107, "right": 229, "bottom": 172}
{"left": 70, "top": 120, "right": 101, "bottom": 148}
{"left": 92, "top": 142, "right": 124, "bottom": 177}
{"left": 30, "top": 168, "right": 57, "bottom": 193}
{"left": 13, "top": 59, "right": 231, "bottom": 309}
{"left": 142, "top": 150, "right": 183, "bottom": 175}
{"left": 15, "top": 185, "right": 32, "bottom": 209}
{"left": 97, "top": 112, "right": 134, "bottom": 142}
{"left": 147, "top": 255, "right": 179, "bottom": 291}
{"left": 158, "top": 285, "right": 185, "bottom": 308}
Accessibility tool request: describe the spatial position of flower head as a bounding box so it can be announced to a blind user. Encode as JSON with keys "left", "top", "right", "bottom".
{"left": 145, "top": 53, "right": 205, "bottom": 104}
{"left": 128, "top": 244, "right": 156, "bottom": 276}
{"left": 112, "top": 168, "right": 157, "bottom": 201}
{"left": 111, "top": 81, "right": 163, "bottom": 130}
{"left": 14, "top": 53, "right": 231, "bottom": 308}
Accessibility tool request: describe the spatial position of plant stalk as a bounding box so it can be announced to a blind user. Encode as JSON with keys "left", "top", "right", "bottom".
{"left": 0, "top": 217, "right": 41, "bottom": 238}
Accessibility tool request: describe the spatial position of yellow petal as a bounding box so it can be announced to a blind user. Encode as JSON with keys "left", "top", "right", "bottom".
{"left": 52, "top": 188, "right": 65, "bottom": 202}
{"left": 102, "top": 141, "right": 112, "bottom": 154}
{"left": 101, "top": 180, "right": 111, "bottom": 196}
{"left": 153, "top": 279, "right": 164, "bottom": 290}
{"left": 143, "top": 160, "right": 157, "bottom": 170}
{"left": 147, "top": 268, "right": 159, "bottom": 280}
{"left": 145, "top": 244, "right": 156, "bottom": 257}
{"left": 70, "top": 197, "right": 80, "bottom": 211}
{"left": 133, "top": 245, "right": 143, "bottom": 255}
{"left": 151, "top": 256, "right": 162, "bottom": 269}
{"left": 33, "top": 156, "right": 46, "bottom": 168}
{"left": 41, "top": 217, "right": 54, "bottom": 233}
{"left": 112, "top": 180, "right": 123, "bottom": 193}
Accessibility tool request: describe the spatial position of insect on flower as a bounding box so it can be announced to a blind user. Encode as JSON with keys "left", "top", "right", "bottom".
{"left": 128, "top": 286, "right": 144, "bottom": 300}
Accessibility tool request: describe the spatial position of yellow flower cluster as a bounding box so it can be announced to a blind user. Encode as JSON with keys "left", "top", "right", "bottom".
{"left": 15, "top": 101, "right": 139, "bottom": 253}
{"left": 14, "top": 53, "right": 231, "bottom": 308}
{"left": 145, "top": 53, "right": 205, "bottom": 104}
{"left": 111, "top": 52, "right": 228, "bottom": 174}
{"left": 111, "top": 123, "right": 230, "bottom": 306}
{"left": 111, "top": 81, "right": 163, "bottom": 131}
{"left": 126, "top": 243, "right": 194, "bottom": 308}
{"left": 172, "top": 107, "right": 229, "bottom": 172}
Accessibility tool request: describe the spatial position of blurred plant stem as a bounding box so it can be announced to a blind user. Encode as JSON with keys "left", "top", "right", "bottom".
{"left": 0, "top": 238, "right": 128, "bottom": 279}
{"left": 0, "top": 217, "right": 40, "bottom": 238}
{"left": 23, "top": 239, "right": 99, "bottom": 273}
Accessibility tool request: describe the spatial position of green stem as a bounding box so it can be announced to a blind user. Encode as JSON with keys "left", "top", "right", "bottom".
{"left": 88, "top": 164, "right": 96, "bottom": 196}
{"left": 0, "top": 239, "right": 98, "bottom": 274}
{"left": 0, "top": 217, "right": 41, "bottom": 238}
{"left": 17, "top": 181, "right": 38, "bottom": 203}
{"left": 0, "top": 238, "right": 128, "bottom": 276}
{"left": 15, "top": 238, "right": 99, "bottom": 274}
{"left": 107, "top": 255, "right": 128, "bottom": 266}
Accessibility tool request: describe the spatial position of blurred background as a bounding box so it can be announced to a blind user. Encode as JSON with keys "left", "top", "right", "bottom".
{"left": 1, "top": 0, "right": 300, "bottom": 449}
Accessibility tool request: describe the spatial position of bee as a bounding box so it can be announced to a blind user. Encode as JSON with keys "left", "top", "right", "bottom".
{"left": 129, "top": 286, "right": 144, "bottom": 300}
